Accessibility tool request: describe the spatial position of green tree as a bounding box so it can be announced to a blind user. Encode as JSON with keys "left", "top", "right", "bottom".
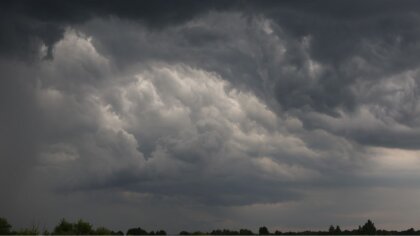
{"left": 74, "top": 219, "right": 93, "bottom": 235}
{"left": 95, "top": 226, "right": 112, "bottom": 235}
{"left": 53, "top": 218, "right": 74, "bottom": 235}
{"left": 0, "top": 217, "right": 12, "bottom": 235}
{"left": 360, "top": 220, "right": 376, "bottom": 235}
{"left": 192, "top": 231, "right": 206, "bottom": 235}
{"left": 259, "top": 226, "right": 270, "bottom": 235}
{"left": 334, "top": 225, "right": 342, "bottom": 234}
{"left": 239, "top": 229, "right": 254, "bottom": 235}
{"left": 328, "top": 225, "right": 335, "bottom": 234}
{"left": 127, "top": 227, "right": 148, "bottom": 235}
{"left": 210, "top": 229, "right": 222, "bottom": 235}
{"left": 156, "top": 230, "right": 167, "bottom": 235}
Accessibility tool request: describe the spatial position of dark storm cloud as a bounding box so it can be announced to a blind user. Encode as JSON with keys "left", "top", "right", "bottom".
{"left": 3, "top": 0, "right": 419, "bottom": 61}
{"left": 80, "top": 6, "right": 420, "bottom": 149}
{"left": 3, "top": 0, "right": 420, "bottom": 114}
{"left": 255, "top": 1, "right": 420, "bottom": 116}
{"left": 2, "top": 0, "right": 420, "bottom": 232}
{"left": 0, "top": 0, "right": 239, "bottom": 59}
{"left": 250, "top": 0, "right": 420, "bottom": 114}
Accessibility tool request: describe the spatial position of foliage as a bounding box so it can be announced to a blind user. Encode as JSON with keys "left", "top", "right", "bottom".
{"left": 0, "top": 217, "right": 12, "bottom": 235}
{"left": 208, "top": 228, "right": 255, "bottom": 235}
{"left": 74, "top": 219, "right": 93, "bottom": 235}
{"left": 127, "top": 227, "right": 149, "bottom": 235}
{"left": 15, "top": 225, "right": 39, "bottom": 235}
{"left": 2, "top": 216, "right": 420, "bottom": 235}
{"left": 259, "top": 226, "right": 270, "bottom": 235}
{"left": 359, "top": 219, "right": 377, "bottom": 235}
{"left": 239, "top": 229, "right": 254, "bottom": 235}
{"left": 53, "top": 218, "right": 74, "bottom": 235}
{"left": 156, "top": 230, "right": 167, "bottom": 235}
{"left": 95, "top": 226, "right": 113, "bottom": 235}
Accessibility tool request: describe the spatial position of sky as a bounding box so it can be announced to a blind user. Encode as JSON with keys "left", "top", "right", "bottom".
{"left": 2, "top": 0, "right": 420, "bottom": 233}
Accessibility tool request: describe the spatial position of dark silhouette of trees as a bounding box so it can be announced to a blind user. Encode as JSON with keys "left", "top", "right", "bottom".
{"left": 207, "top": 228, "right": 254, "bottom": 235}
{"left": 359, "top": 220, "right": 377, "bottom": 235}
{"left": 335, "top": 226, "right": 342, "bottom": 234}
{"left": 328, "top": 225, "right": 335, "bottom": 234}
{"left": 127, "top": 227, "right": 149, "bottom": 235}
{"left": 192, "top": 231, "right": 206, "bottom": 235}
{"left": 3, "top": 216, "right": 420, "bottom": 235}
{"left": 96, "top": 225, "right": 123, "bottom": 234}
{"left": 156, "top": 230, "right": 167, "bottom": 235}
{"left": 0, "top": 217, "right": 12, "bottom": 235}
{"left": 179, "top": 230, "right": 207, "bottom": 235}
{"left": 239, "top": 229, "right": 254, "bottom": 235}
{"left": 94, "top": 226, "right": 112, "bottom": 235}
{"left": 211, "top": 229, "right": 234, "bottom": 235}
{"left": 127, "top": 226, "right": 166, "bottom": 235}
{"left": 52, "top": 218, "right": 122, "bottom": 235}
{"left": 329, "top": 225, "right": 342, "bottom": 235}
{"left": 401, "top": 228, "right": 417, "bottom": 235}
{"left": 74, "top": 219, "right": 93, "bottom": 235}
{"left": 53, "top": 218, "right": 75, "bottom": 235}
{"left": 259, "top": 226, "right": 270, "bottom": 235}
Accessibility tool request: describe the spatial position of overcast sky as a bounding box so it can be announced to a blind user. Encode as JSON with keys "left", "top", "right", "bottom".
{"left": 2, "top": 0, "right": 420, "bottom": 233}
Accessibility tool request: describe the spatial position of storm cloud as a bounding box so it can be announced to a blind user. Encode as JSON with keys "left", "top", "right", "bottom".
{"left": 2, "top": 0, "right": 420, "bottom": 233}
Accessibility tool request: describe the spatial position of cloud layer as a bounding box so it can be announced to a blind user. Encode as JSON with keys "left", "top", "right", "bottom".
{"left": 2, "top": 0, "right": 420, "bottom": 233}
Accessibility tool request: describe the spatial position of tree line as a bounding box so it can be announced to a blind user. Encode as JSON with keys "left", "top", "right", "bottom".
{"left": 1, "top": 217, "right": 420, "bottom": 235}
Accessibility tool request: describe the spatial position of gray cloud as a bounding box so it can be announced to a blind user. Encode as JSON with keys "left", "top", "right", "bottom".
{"left": 2, "top": 1, "right": 420, "bottom": 233}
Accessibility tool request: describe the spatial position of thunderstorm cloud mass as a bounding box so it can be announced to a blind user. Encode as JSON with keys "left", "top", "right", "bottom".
{"left": 1, "top": 0, "right": 420, "bottom": 233}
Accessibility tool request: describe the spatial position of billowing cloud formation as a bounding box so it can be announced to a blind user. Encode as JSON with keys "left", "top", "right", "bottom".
{"left": 2, "top": 0, "right": 420, "bottom": 233}
{"left": 34, "top": 30, "right": 319, "bottom": 204}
